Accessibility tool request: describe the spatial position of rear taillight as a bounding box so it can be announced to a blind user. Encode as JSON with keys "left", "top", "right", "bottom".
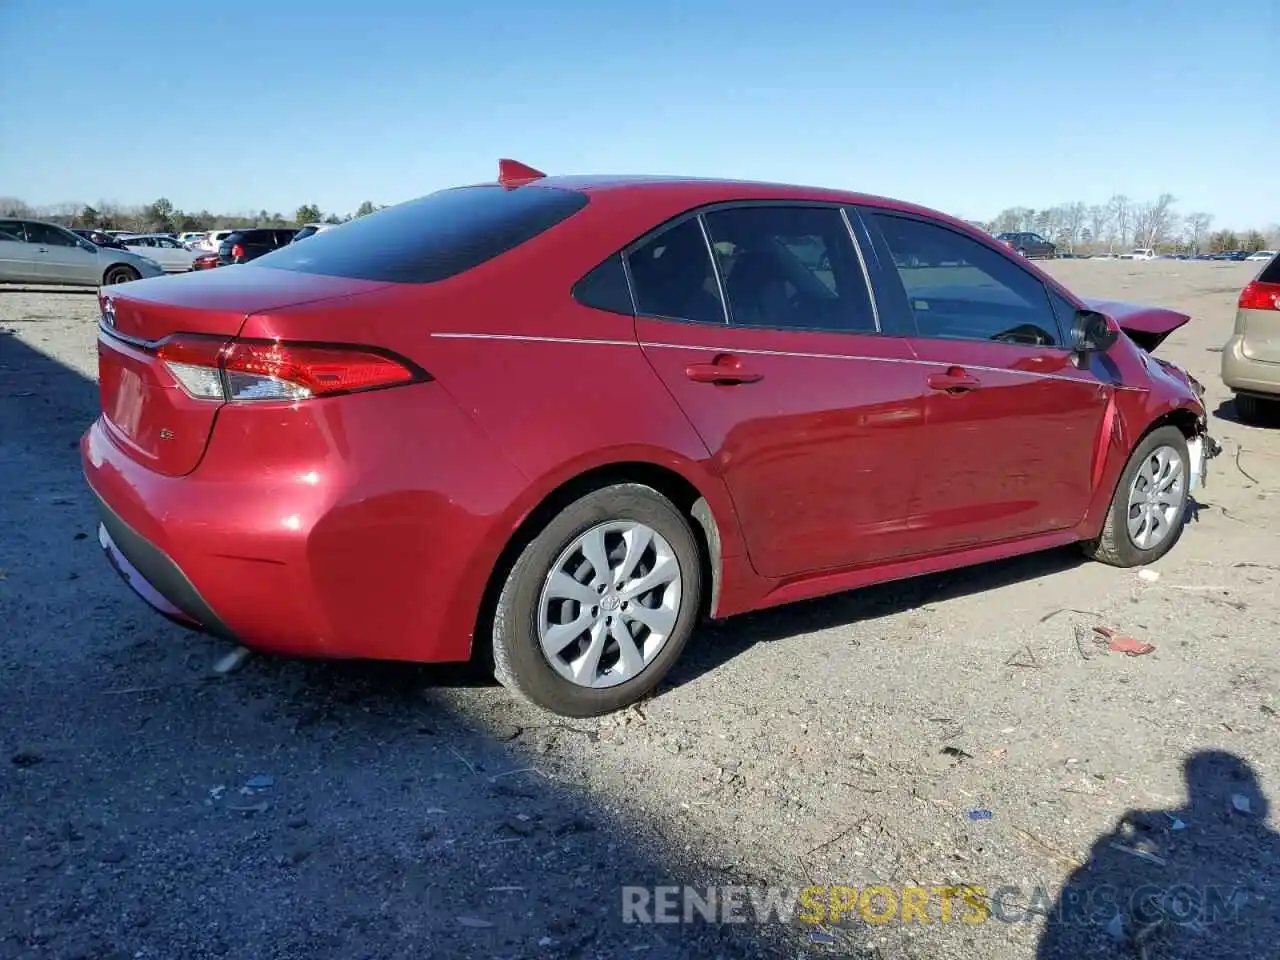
{"left": 1239, "top": 281, "right": 1280, "bottom": 311}
{"left": 231, "top": 243, "right": 245, "bottom": 260}
{"left": 156, "top": 334, "right": 426, "bottom": 402}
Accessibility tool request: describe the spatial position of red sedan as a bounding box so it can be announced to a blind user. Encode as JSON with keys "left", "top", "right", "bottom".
{"left": 82, "top": 160, "right": 1217, "bottom": 716}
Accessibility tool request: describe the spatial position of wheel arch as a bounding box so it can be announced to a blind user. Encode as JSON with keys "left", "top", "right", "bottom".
{"left": 1143, "top": 404, "right": 1204, "bottom": 441}
{"left": 465, "top": 456, "right": 739, "bottom": 666}
{"left": 1081, "top": 399, "right": 1206, "bottom": 540}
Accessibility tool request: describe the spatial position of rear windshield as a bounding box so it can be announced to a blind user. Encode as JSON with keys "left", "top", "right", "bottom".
{"left": 250, "top": 184, "right": 589, "bottom": 283}
{"left": 1259, "top": 253, "right": 1280, "bottom": 284}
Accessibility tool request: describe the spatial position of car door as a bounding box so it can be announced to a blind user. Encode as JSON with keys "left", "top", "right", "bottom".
{"left": 26, "top": 222, "right": 101, "bottom": 284}
{"left": 0, "top": 220, "right": 43, "bottom": 283}
{"left": 628, "top": 204, "right": 929, "bottom": 579}
{"left": 858, "top": 208, "right": 1109, "bottom": 556}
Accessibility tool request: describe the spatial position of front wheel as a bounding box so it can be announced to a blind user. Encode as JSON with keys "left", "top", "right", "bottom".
{"left": 491, "top": 484, "right": 703, "bottom": 717}
{"left": 1083, "top": 425, "right": 1190, "bottom": 567}
{"left": 103, "top": 265, "right": 139, "bottom": 285}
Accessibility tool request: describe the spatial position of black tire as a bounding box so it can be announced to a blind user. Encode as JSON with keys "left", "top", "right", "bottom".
{"left": 491, "top": 483, "right": 703, "bottom": 717}
{"left": 1083, "top": 425, "right": 1190, "bottom": 567}
{"left": 103, "top": 265, "right": 139, "bottom": 286}
{"left": 1234, "top": 393, "right": 1279, "bottom": 424}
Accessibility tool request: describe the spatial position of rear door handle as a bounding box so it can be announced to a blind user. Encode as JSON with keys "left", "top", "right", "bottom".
{"left": 927, "top": 365, "right": 980, "bottom": 393}
{"left": 685, "top": 354, "right": 763, "bottom": 385}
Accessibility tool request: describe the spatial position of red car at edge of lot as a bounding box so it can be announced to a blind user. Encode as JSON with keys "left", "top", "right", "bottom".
{"left": 82, "top": 160, "right": 1217, "bottom": 716}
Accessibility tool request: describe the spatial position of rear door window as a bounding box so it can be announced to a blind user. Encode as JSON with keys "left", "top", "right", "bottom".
{"left": 702, "top": 205, "right": 877, "bottom": 333}
{"left": 573, "top": 254, "right": 633, "bottom": 315}
{"left": 253, "top": 185, "right": 589, "bottom": 283}
{"left": 625, "top": 218, "right": 726, "bottom": 325}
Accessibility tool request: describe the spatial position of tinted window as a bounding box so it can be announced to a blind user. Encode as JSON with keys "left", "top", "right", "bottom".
{"left": 293, "top": 226, "right": 319, "bottom": 241}
{"left": 26, "top": 223, "right": 77, "bottom": 247}
{"left": 871, "top": 214, "right": 1062, "bottom": 347}
{"left": 625, "top": 218, "right": 725, "bottom": 324}
{"left": 0, "top": 220, "right": 26, "bottom": 242}
{"left": 573, "top": 253, "right": 633, "bottom": 315}
{"left": 253, "top": 185, "right": 589, "bottom": 283}
{"left": 702, "top": 206, "right": 876, "bottom": 333}
{"left": 1046, "top": 287, "right": 1080, "bottom": 333}
{"left": 1259, "top": 253, "right": 1280, "bottom": 285}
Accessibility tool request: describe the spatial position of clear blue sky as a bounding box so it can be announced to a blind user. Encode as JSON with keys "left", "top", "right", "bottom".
{"left": 0, "top": 0, "right": 1274, "bottom": 228}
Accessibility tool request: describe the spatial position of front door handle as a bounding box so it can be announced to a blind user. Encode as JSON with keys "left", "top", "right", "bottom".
{"left": 927, "top": 365, "right": 980, "bottom": 393}
{"left": 685, "top": 354, "right": 763, "bottom": 385}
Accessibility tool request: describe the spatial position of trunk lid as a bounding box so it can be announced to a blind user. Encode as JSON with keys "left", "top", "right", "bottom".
{"left": 1083, "top": 297, "right": 1190, "bottom": 352}
{"left": 96, "top": 267, "right": 388, "bottom": 476}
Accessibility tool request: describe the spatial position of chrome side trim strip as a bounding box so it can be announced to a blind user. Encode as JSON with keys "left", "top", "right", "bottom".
{"left": 429, "top": 331, "right": 1097, "bottom": 385}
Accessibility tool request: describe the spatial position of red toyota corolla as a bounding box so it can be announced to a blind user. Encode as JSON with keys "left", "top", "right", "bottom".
{"left": 82, "top": 160, "right": 1217, "bottom": 716}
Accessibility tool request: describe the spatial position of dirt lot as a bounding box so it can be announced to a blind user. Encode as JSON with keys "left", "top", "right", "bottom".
{"left": 1, "top": 260, "right": 1277, "bottom": 960}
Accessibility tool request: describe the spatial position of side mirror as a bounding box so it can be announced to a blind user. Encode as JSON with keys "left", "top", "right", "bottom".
{"left": 1069, "top": 309, "right": 1119, "bottom": 355}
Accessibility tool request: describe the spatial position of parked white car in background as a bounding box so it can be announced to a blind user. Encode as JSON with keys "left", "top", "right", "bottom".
{"left": 119, "top": 234, "right": 199, "bottom": 273}
{"left": 177, "top": 232, "right": 207, "bottom": 248}
{"left": 1247, "top": 250, "right": 1277, "bottom": 262}
{"left": 195, "top": 230, "right": 236, "bottom": 252}
{"left": 1120, "top": 248, "right": 1157, "bottom": 261}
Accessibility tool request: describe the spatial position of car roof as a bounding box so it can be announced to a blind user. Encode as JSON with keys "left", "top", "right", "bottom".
{"left": 501, "top": 174, "right": 985, "bottom": 240}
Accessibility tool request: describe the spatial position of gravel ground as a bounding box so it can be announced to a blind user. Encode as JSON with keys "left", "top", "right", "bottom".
{"left": 1, "top": 260, "right": 1277, "bottom": 960}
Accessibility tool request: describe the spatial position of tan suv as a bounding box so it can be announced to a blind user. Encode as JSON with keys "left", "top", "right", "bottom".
{"left": 1222, "top": 252, "right": 1280, "bottom": 422}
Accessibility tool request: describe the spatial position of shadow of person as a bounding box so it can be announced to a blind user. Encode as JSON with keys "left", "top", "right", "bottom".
{"left": 1036, "top": 750, "right": 1277, "bottom": 959}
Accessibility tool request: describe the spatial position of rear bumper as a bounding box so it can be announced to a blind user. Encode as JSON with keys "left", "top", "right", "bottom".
{"left": 1221, "top": 335, "right": 1280, "bottom": 397}
{"left": 80, "top": 383, "right": 532, "bottom": 663}
{"left": 96, "top": 504, "right": 235, "bottom": 639}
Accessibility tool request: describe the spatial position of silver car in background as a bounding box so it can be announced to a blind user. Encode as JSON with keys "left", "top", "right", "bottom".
{"left": 0, "top": 218, "right": 165, "bottom": 286}
{"left": 119, "top": 233, "right": 200, "bottom": 273}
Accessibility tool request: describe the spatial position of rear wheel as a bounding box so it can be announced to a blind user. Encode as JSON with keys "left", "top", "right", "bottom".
{"left": 491, "top": 484, "right": 703, "bottom": 717}
{"left": 103, "top": 265, "right": 139, "bottom": 286}
{"left": 1234, "top": 393, "right": 1280, "bottom": 424}
{"left": 1084, "top": 425, "right": 1190, "bottom": 567}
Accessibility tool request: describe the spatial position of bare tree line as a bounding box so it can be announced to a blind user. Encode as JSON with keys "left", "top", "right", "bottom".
{"left": 0, "top": 197, "right": 384, "bottom": 233}
{"left": 981, "top": 194, "right": 1278, "bottom": 255}
{"left": 1, "top": 191, "right": 1276, "bottom": 255}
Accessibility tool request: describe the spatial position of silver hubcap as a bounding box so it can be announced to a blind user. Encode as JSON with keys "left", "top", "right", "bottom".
{"left": 536, "top": 521, "right": 682, "bottom": 689}
{"left": 1126, "top": 445, "right": 1185, "bottom": 550}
